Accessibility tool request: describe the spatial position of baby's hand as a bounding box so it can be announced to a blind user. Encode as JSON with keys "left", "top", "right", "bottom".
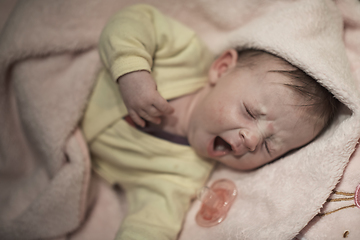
{"left": 117, "top": 71, "right": 174, "bottom": 127}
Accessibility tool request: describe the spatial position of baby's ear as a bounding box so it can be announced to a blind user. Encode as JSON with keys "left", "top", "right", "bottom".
{"left": 208, "top": 49, "right": 238, "bottom": 85}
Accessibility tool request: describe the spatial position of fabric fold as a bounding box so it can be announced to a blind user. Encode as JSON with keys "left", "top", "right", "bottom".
{"left": 1, "top": 0, "right": 360, "bottom": 239}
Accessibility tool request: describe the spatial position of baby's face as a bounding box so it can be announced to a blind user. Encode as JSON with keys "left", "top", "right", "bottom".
{"left": 186, "top": 50, "right": 322, "bottom": 170}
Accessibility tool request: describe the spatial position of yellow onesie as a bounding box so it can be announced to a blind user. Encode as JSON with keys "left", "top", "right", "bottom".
{"left": 81, "top": 4, "right": 215, "bottom": 240}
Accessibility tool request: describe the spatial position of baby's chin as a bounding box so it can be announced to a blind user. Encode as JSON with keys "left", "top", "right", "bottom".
{"left": 187, "top": 138, "right": 207, "bottom": 157}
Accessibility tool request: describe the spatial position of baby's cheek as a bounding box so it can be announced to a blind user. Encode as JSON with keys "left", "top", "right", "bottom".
{"left": 204, "top": 101, "right": 224, "bottom": 125}
{"left": 267, "top": 122, "right": 274, "bottom": 133}
{"left": 215, "top": 108, "right": 225, "bottom": 125}
{"left": 213, "top": 103, "right": 233, "bottom": 126}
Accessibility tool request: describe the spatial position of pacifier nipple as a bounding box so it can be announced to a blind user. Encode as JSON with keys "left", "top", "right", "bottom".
{"left": 195, "top": 179, "right": 237, "bottom": 227}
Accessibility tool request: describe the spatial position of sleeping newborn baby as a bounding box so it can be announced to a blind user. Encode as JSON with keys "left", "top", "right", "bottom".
{"left": 81, "top": 4, "right": 338, "bottom": 240}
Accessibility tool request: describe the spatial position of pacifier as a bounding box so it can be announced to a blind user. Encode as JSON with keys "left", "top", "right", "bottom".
{"left": 195, "top": 179, "right": 237, "bottom": 227}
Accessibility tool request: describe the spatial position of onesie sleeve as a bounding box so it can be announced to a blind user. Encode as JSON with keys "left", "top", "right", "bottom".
{"left": 99, "top": 4, "right": 198, "bottom": 82}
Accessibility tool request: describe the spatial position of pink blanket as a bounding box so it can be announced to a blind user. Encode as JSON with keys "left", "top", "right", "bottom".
{"left": 1, "top": 0, "right": 360, "bottom": 239}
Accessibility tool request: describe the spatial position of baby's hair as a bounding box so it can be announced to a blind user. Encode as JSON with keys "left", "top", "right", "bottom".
{"left": 235, "top": 48, "right": 339, "bottom": 131}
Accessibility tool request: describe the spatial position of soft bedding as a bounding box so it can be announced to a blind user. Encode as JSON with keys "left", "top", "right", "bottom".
{"left": 1, "top": 0, "right": 360, "bottom": 239}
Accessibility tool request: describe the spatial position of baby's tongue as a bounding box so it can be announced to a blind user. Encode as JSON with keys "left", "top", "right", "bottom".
{"left": 214, "top": 136, "right": 232, "bottom": 151}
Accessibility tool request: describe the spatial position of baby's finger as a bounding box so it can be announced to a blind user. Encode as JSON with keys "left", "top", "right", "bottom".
{"left": 139, "top": 109, "right": 161, "bottom": 125}
{"left": 128, "top": 110, "right": 145, "bottom": 127}
{"left": 147, "top": 105, "right": 163, "bottom": 117}
{"left": 153, "top": 95, "right": 174, "bottom": 115}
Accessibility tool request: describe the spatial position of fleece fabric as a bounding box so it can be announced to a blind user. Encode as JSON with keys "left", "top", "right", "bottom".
{"left": 1, "top": 0, "right": 360, "bottom": 240}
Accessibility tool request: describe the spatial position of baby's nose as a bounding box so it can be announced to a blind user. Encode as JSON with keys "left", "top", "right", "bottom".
{"left": 239, "top": 129, "right": 260, "bottom": 152}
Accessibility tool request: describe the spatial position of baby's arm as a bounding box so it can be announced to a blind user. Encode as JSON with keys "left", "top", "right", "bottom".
{"left": 99, "top": 4, "right": 188, "bottom": 126}
{"left": 117, "top": 70, "right": 173, "bottom": 127}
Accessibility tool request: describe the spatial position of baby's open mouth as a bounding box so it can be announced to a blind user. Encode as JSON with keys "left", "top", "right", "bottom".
{"left": 213, "top": 136, "right": 232, "bottom": 152}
